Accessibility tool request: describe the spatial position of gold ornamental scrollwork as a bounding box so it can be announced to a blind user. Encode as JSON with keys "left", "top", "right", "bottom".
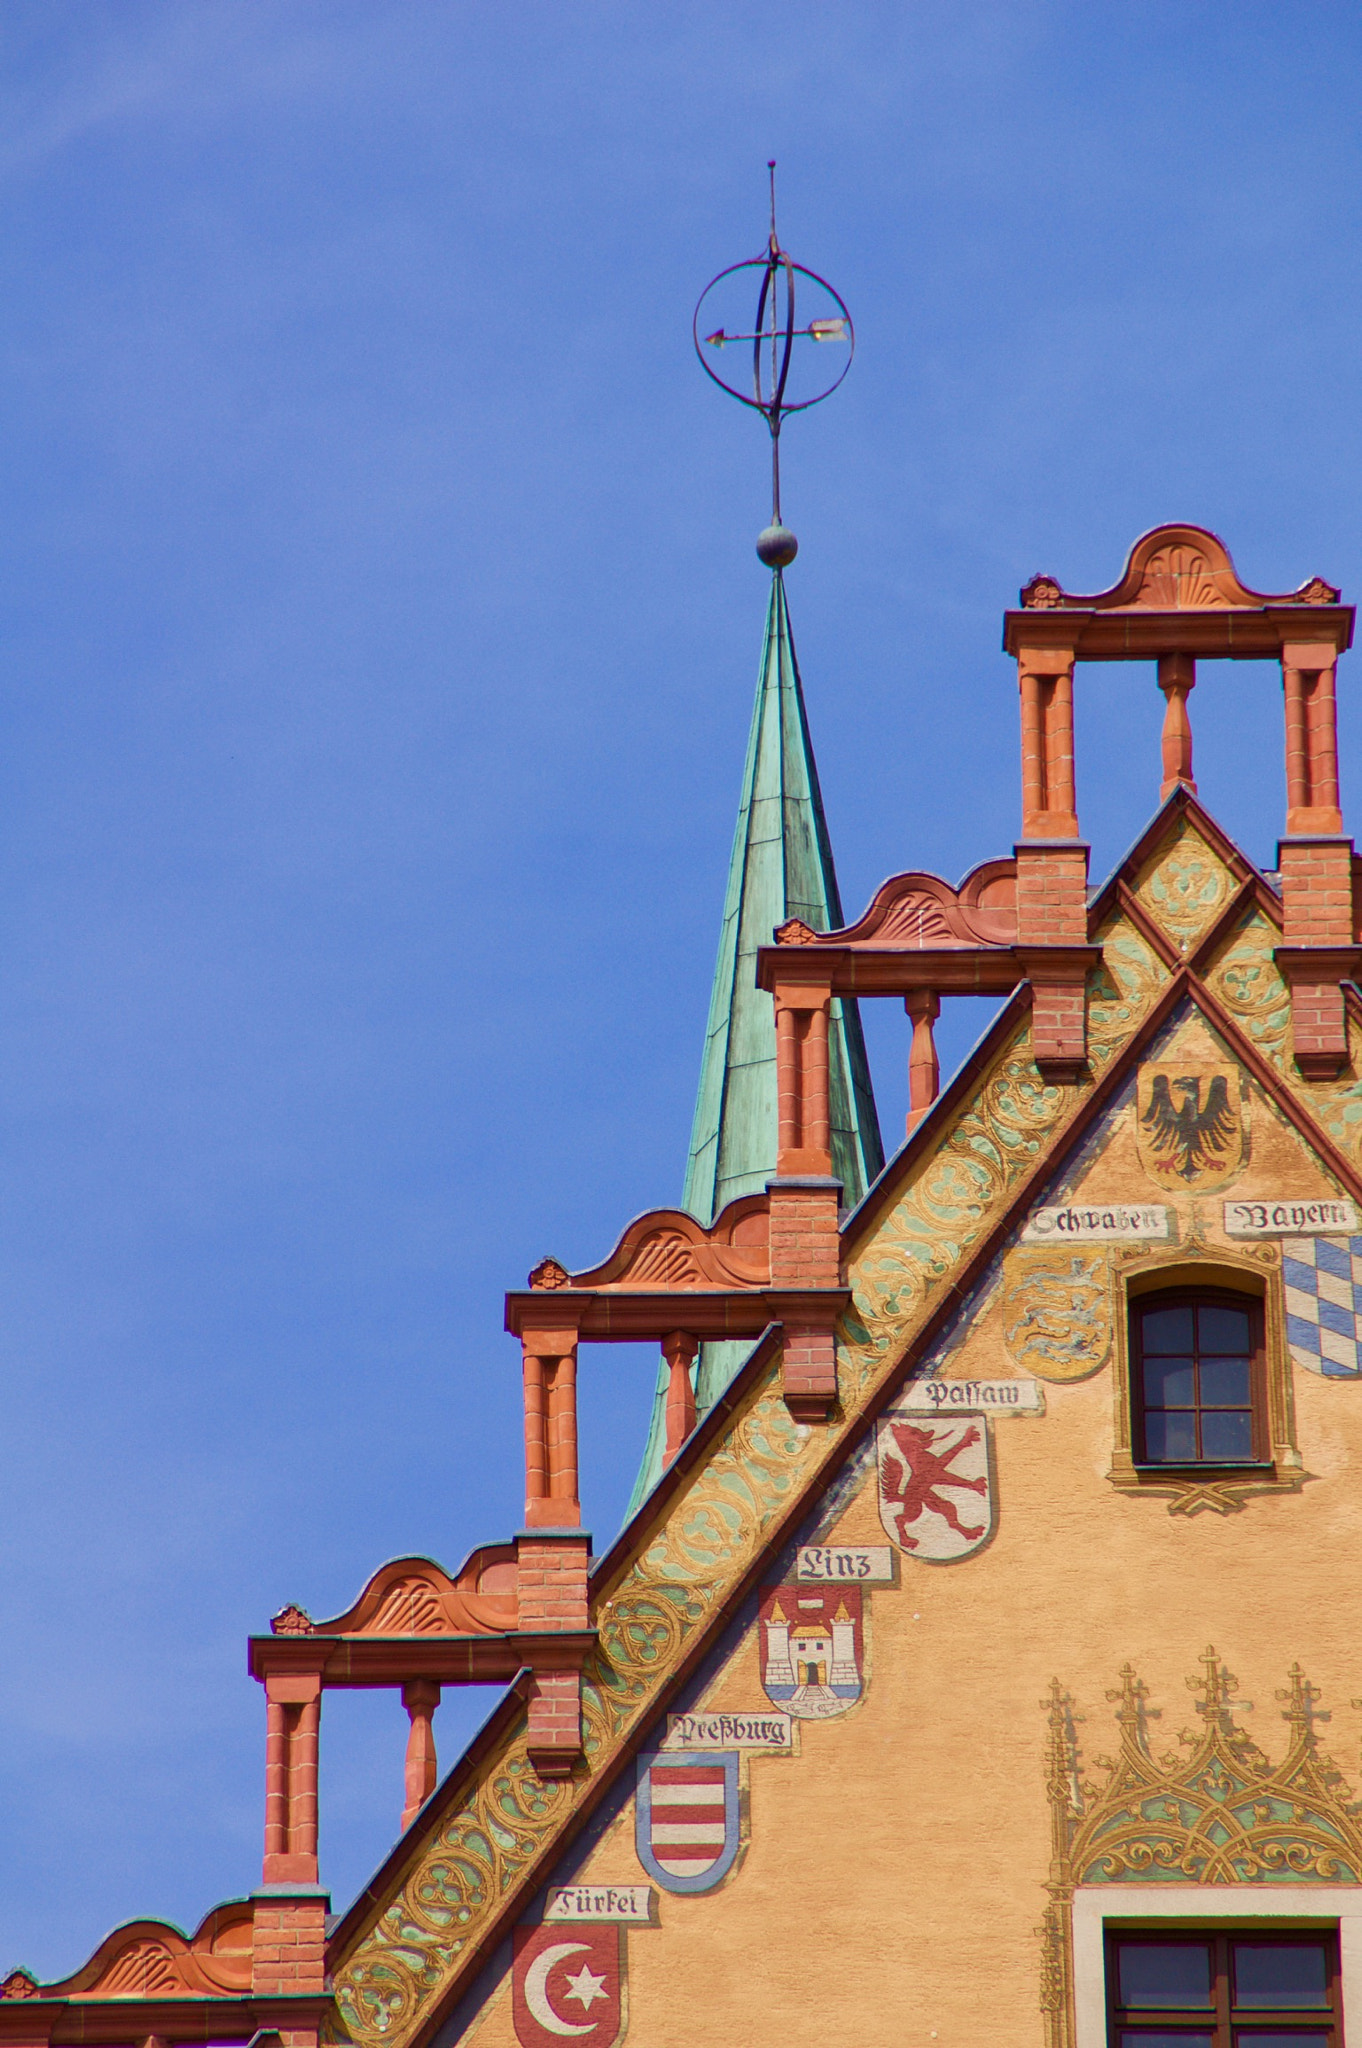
{"left": 1039, "top": 1653, "right": 1362, "bottom": 2048}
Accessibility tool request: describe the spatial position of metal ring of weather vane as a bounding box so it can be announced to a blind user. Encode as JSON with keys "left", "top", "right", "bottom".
{"left": 693, "top": 256, "right": 854, "bottom": 427}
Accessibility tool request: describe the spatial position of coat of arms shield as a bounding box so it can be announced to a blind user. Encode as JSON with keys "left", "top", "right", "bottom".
{"left": 1002, "top": 1248, "right": 1111, "bottom": 1382}
{"left": 634, "top": 1751, "right": 740, "bottom": 1894}
{"left": 876, "top": 1412, "right": 993, "bottom": 1562}
{"left": 513, "top": 1924, "right": 625, "bottom": 2048}
{"left": 1135, "top": 1061, "right": 1246, "bottom": 1190}
{"left": 758, "top": 1583, "right": 864, "bottom": 1718}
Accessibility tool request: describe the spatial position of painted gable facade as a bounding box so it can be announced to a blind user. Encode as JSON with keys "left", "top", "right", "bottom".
{"left": 8, "top": 525, "right": 1362, "bottom": 2048}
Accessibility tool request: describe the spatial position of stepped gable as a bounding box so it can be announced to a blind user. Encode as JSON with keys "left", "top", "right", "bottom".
{"left": 11, "top": 524, "right": 1362, "bottom": 2048}
{"left": 318, "top": 771, "right": 1362, "bottom": 2048}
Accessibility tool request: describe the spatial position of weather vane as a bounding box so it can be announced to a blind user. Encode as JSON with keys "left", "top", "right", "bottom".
{"left": 693, "top": 162, "right": 854, "bottom": 568}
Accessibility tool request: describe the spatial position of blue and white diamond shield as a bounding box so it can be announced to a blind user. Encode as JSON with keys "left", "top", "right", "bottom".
{"left": 1283, "top": 1235, "right": 1362, "bottom": 1377}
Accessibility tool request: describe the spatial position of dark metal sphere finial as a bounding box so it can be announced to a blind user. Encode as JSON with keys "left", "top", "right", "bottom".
{"left": 756, "top": 524, "right": 798, "bottom": 568}
{"left": 693, "top": 163, "right": 854, "bottom": 567}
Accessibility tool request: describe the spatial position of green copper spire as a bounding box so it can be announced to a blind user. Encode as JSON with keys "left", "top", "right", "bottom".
{"left": 627, "top": 569, "right": 883, "bottom": 1515}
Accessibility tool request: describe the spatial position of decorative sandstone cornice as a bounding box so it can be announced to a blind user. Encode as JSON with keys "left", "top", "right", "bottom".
{"left": 776, "top": 858, "right": 1017, "bottom": 951}
{"left": 3, "top": 1905, "right": 255, "bottom": 2004}
{"left": 271, "top": 1551, "right": 518, "bottom": 1640}
{"left": 527, "top": 1194, "right": 771, "bottom": 1293}
{"left": 1007, "top": 523, "right": 1353, "bottom": 661}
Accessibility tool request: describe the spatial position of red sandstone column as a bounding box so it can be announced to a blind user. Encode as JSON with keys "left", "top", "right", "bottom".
{"left": 521, "top": 1326, "right": 581, "bottom": 1528}
{"left": 1283, "top": 643, "right": 1343, "bottom": 834}
{"left": 771, "top": 977, "right": 834, "bottom": 1176}
{"left": 662, "top": 1331, "right": 698, "bottom": 1464}
{"left": 262, "top": 1671, "right": 322, "bottom": 1886}
{"left": 1157, "top": 653, "right": 1197, "bottom": 799}
{"left": 1017, "top": 650, "right": 1078, "bottom": 839}
{"left": 1278, "top": 641, "right": 1354, "bottom": 1076}
{"left": 547, "top": 1348, "right": 578, "bottom": 1513}
{"left": 522, "top": 1343, "right": 547, "bottom": 1514}
{"left": 401, "top": 1680, "right": 441, "bottom": 1830}
{"left": 904, "top": 990, "right": 940, "bottom": 1135}
{"left": 290, "top": 1695, "right": 319, "bottom": 1870}
{"left": 775, "top": 1002, "right": 799, "bottom": 1158}
{"left": 264, "top": 1696, "right": 288, "bottom": 1865}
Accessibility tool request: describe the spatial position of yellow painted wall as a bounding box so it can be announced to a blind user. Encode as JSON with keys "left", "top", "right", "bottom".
{"left": 463, "top": 1009, "right": 1362, "bottom": 2048}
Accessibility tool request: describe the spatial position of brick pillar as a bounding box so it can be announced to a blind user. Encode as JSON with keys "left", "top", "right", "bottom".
{"left": 515, "top": 1529, "right": 590, "bottom": 1780}
{"left": 1278, "top": 834, "right": 1358, "bottom": 1079}
{"left": 775, "top": 1315, "right": 839, "bottom": 1422}
{"left": 767, "top": 1170, "right": 842, "bottom": 1422}
{"left": 262, "top": 1671, "right": 322, "bottom": 1886}
{"left": 1015, "top": 842, "right": 1092, "bottom": 1082}
{"left": 251, "top": 1889, "right": 328, "bottom": 1998}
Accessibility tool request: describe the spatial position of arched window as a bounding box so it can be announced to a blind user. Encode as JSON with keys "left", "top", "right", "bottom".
{"left": 1130, "top": 1287, "right": 1266, "bottom": 1467}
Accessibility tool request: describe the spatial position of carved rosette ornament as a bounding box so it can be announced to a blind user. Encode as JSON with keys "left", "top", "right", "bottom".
{"left": 773, "top": 917, "right": 819, "bottom": 945}
{"left": 0, "top": 1970, "right": 39, "bottom": 2001}
{"left": 1020, "top": 574, "right": 1062, "bottom": 609}
{"left": 270, "top": 1603, "right": 316, "bottom": 1637}
{"left": 528, "top": 1257, "right": 570, "bottom": 1291}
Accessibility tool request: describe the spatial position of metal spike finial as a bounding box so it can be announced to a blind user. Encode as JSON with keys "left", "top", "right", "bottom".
{"left": 694, "top": 163, "right": 854, "bottom": 567}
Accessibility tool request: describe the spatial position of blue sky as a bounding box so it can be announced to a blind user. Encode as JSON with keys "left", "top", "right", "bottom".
{"left": 5, "top": 0, "right": 1362, "bottom": 1978}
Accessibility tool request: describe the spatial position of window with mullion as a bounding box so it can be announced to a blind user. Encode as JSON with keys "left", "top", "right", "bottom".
{"left": 1106, "top": 1930, "right": 1340, "bottom": 2047}
{"left": 1133, "top": 1289, "right": 1264, "bottom": 1467}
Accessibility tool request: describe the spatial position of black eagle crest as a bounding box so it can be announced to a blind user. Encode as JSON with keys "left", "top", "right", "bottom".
{"left": 1139, "top": 1071, "right": 1238, "bottom": 1181}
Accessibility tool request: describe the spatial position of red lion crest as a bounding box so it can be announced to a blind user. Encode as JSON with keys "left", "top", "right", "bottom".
{"left": 879, "top": 1420, "right": 988, "bottom": 1554}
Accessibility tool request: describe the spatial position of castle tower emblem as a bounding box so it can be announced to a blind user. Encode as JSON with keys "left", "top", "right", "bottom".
{"left": 758, "top": 1584, "right": 864, "bottom": 1718}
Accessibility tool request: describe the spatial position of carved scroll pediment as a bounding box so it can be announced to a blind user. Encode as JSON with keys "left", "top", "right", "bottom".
{"left": 0, "top": 1971, "right": 38, "bottom": 2000}
{"left": 1019, "top": 524, "right": 1342, "bottom": 614}
{"left": 303, "top": 1550, "right": 518, "bottom": 1638}
{"left": 822, "top": 859, "right": 1017, "bottom": 950}
{"left": 45, "top": 1905, "right": 255, "bottom": 2000}
{"left": 567, "top": 1193, "right": 770, "bottom": 1291}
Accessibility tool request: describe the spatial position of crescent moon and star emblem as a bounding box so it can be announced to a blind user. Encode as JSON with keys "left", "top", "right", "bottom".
{"left": 513, "top": 1926, "right": 624, "bottom": 2048}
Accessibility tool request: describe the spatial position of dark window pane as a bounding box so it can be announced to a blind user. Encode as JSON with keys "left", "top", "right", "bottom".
{"left": 1200, "top": 1357, "right": 1252, "bottom": 1406}
{"left": 1232, "top": 2034, "right": 1331, "bottom": 2047}
{"left": 1142, "top": 1306, "right": 1195, "bottom": 1353}
{"left": 1201, "top": 1410, "right": 1254, "bottom": 1461}
{"left": 1119, "top": 2035, "right": 1214, "bottom": 2047}
{"left": 1144, "top": 1358, "right": 1196, "bottom": 1407}
{"left": 1234, "top": 1942, "right": 1329, "bottom": 2008}
{"left": 1197, "top": 1303, "right": 1253, "bottom": 1353}
{"left": 1119, "top": 1944, "right": 1213, "bottom": 2009}
{"left": 1145, "top": 1411, "right": 1198, "bottom": 1462}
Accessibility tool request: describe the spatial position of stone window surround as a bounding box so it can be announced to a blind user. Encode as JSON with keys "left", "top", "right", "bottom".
{"left": 1072, "top": 1885, "right": 1362, "bottom": 2048}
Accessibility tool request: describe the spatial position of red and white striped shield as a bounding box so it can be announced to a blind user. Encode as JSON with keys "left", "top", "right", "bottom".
{"left": 634, "top": 1751, "right": 740, "bottom": 1894}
